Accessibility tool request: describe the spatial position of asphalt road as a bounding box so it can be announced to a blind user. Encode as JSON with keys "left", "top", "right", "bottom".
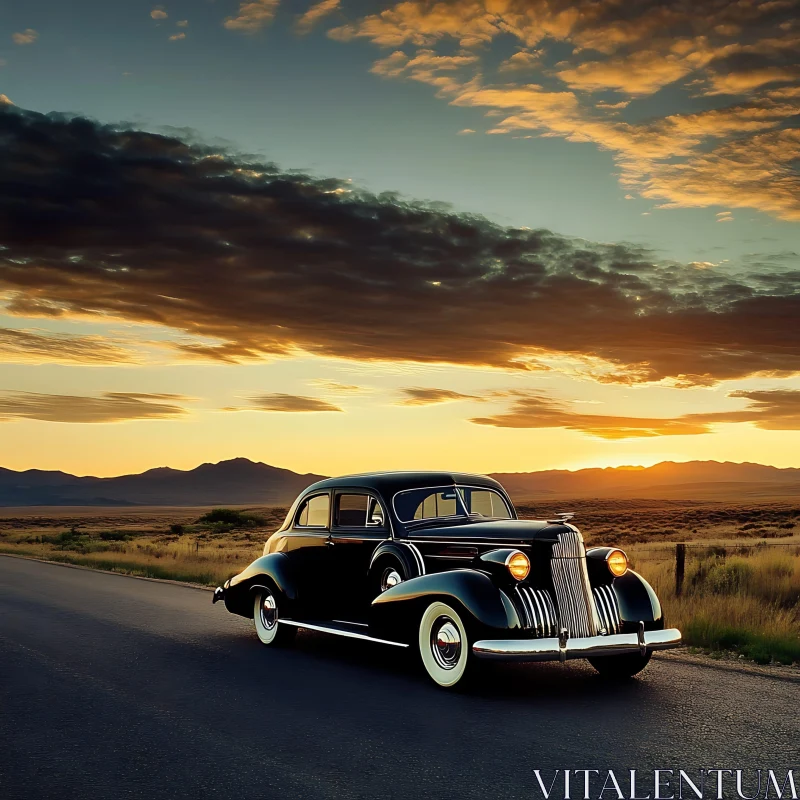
{"left": 1, "top": 556, "right": 797, "bottom": 800}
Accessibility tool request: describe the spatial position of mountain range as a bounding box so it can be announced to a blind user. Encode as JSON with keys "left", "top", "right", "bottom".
{"left": 0, "top": 458, "right": 325, "bottom": 507}
{"left": 0, "top": 458, "right": 798, "bottom": 506}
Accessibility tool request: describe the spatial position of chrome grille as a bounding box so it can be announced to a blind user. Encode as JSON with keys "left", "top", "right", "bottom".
{"left": 514, "top": 586, "right": 558, "bottom": 638}
{"left": 550, "top": 527, "right": 600, "bottom": 637}
{"left": 593, "top": 584, "right": 622, "bottom": 635}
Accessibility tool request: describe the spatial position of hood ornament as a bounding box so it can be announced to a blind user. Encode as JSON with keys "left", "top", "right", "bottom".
{"left": 547, "top": 511, "right": 575, "bottom": 523}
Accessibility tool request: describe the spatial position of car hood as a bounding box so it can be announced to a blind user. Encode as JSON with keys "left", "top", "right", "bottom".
{"left": 405, "top": 518, "right": 573, "bottom": 544}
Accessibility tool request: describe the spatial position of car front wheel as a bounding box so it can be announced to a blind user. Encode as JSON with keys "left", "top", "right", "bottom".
{"left": 418, "top": 601, "right": 473, "bottom": 688}
{"left": 588, "top": 651, "right": 652, "bottom": 678}
{"left": 253, "top": 587, "right": 296, "bottom": 647}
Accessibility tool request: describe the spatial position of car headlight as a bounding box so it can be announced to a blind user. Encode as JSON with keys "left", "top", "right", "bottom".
{"left": 606, "top": 549, "right": 628, "bottom": 577}
{"left": 506, "top": 550, "right": 530, "bottom": 581}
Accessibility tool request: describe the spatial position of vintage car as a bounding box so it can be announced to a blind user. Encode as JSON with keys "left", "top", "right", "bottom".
{"left": 214, "top": 471, "right": 681, "bottom": 687}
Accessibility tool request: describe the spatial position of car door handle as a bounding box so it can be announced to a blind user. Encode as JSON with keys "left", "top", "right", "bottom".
{"left": 326, "top": 540, "right": 335, "bottom": 546}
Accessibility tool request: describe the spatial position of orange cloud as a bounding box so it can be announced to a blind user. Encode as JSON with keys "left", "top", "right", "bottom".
{"left": 372, "top": 48, "right": 478, "bottom": 94}
{"left": 310, "top": 380, "right": 368, "bottom": 394}
{"left": 327, "top": 0, "right": 800, "bottom": 221}
{"left": 12, "top": 29, "right": 38, "bottom": 45}
{"left": 243, "top": 394, "right": 344, "bottom": 412}
{"left": 296, "top": 0, "right": 341, "bottom": 34}
{"left": 706, "top": 66, "right": 797, "bottom": 95}
{"left": 329, "top": 1, "right": 501, "bottom": 48}
{"left": 498, "top": 50, "right": 542, "bottom": 72}
{"left": 470, "top": 389, "right": 800, "bottom": 439}
{"left": 0, "top": 392, "right": 190, "bottom": 423}
{"left": 224, "top": 0, "right": 280, "bottom": 33}
{"left": 397, "top": 387, "right": 482, "bottom": 405}
{"left": 0, "top": 328, "right": 139, "bottom": 365}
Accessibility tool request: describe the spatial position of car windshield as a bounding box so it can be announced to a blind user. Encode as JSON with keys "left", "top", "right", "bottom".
{"left": 393, "top": 485, "right": 512, "bottom": 523}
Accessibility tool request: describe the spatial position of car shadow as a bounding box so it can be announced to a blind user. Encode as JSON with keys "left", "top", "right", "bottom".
{"left": 237, "top": 627, "right": 659, "bottom": 705}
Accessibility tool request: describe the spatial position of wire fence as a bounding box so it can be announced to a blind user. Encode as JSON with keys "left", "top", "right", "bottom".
{"left": 624, "top": 540, "right": 800, "bottom": 596}
{"left": 631, "top": 541, "right": 800, "bottom": 553}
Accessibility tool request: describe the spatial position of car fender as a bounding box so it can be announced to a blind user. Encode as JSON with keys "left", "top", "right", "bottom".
{"left": 368, "top": 568, "right": 521, "bottom": 644}
{"left": 368, "top": 541, "right": 424, "bottom": 580}
{"left": 221, "top": 553, "right": 298, "bottom": 618}
{"left": 610, "top": 569, "right": 664, "bottom": 633}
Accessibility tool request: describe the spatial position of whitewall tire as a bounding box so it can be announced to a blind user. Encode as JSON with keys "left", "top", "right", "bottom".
{"left": 418, "top": 601, "right": 471, "bottom": 688}
{"left": 253, "top": 587, "right": 295, "bottom": 647}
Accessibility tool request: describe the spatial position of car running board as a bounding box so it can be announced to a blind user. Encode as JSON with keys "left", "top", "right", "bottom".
{"left": 278, "top": 619, "right": 409, "bottom": 648}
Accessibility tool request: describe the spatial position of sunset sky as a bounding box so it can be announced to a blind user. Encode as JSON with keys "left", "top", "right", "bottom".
{"left": 1, "top": 0, "right": 799, "bottom": 478}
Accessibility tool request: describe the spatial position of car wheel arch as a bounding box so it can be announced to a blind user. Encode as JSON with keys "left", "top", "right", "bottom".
{"left": 368, "top": 542, "right": 422, "bottom": 582}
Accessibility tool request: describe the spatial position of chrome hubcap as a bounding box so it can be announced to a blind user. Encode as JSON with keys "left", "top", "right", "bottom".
{"left": 431, "top": 616, "right": 462, "bottom": 669}
{"left": 380, "top": 568, "right": 402, "bottom": 592}
{"left": 260, "top": 593, "right": 277, "bottom": 630}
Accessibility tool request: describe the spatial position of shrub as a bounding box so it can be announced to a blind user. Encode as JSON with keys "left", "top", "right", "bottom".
{"left": 170, "top": 523, "right": 185, "bottom": 535}
{"left": 197, "top": 508, "right": 266, "bottom": 528}
{"left": 99, "top": 530, "right": 132, "bottom": 542}
{"left": 42, "top": 528, "right": 86, "bottom": 546}
{"left": 704, "top": 559, "right": 753, "bottom": 595}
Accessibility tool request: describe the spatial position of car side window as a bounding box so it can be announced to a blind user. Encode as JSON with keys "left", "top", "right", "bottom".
{"left": 296, "top": 494, "right": 330, "bottom": 528}
{"left": 366, "top": 497, "right": 385, "bottom": 527}
{"left": 335, "top": 493, "right": 386, "bottom": 528}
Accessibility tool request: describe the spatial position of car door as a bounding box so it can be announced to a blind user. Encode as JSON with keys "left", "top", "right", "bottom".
{"left": 329, "top": 491, "right": 389, "bottom": 621}
{"left": 282, "top": 490, "right": 334, "bottom": 619}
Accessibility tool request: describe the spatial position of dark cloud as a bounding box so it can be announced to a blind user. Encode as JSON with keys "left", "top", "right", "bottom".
{"left": 1, "top": 106, "right": 799, "bottom": 386}
{"left": 470, "top": 389, "right": 800, "bottom": 438}
{"left": 397, "top": 387, "right": 482, "bottom": 405}
{"left": 0, "top": 391, "right": 190, "bottom": 423}
{"left": 0, "top": 327, "right": 138, "bottom": 364}
{"left": 244, "top": 394, "right": 344, "bottom": 412}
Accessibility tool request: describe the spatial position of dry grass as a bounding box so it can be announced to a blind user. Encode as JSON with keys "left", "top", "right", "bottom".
{"left": 628, "top": 545, "right": 800, "bottom": 664}
{"left": 0, "top": 505, "right": 285, "bottom": 585}
{"left": 1, "top": 500, "right": 797, "bottom": 665}
{"left": 516, "top": 498, "right": 800, "bottom": 546}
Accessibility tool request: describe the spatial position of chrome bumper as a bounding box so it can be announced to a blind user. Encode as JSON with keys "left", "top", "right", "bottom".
{"left": 472, "top": 627, "right": 681, "bottom": 662}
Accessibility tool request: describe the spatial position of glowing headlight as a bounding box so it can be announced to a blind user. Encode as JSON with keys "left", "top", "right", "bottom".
{"left": 506, "top": 550, "right": 530, "bottom": 581}
{"left": 607, "top": 549, "right": 628, "bottom": 577}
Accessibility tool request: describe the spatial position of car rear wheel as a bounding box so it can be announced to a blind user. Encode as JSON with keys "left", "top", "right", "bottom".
{"left": 588, "top": 651, "right": 652, "bottom": 678}
{"left": 418, "top": 601, "right": 473, "bottom": 688}
{"left": 253, "top": 587, "right": 296, "bottom": 647}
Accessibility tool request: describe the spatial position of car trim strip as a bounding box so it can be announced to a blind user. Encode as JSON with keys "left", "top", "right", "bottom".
{"left": 402, "top": 541, "right": 426, "bottom": 575}
{"left": 278, "top": 620, "right": 409, "bottom": 647}
{"left": 550, "top": 527, "right": 600, "bottom": 638}
{"left": 593, "top": 584, "right": 622, "bottom": 635}
{"left": 514, "top": 586, "right": 558, "bottom": 638}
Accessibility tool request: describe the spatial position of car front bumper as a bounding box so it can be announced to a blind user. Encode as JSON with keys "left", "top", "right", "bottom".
{"left": 472, "top": 627, "right": 681, "bottom": 662}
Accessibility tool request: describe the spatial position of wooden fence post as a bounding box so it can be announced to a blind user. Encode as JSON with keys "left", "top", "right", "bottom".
{"left": 675, "top": 543, "right": 686, "bottom": 597}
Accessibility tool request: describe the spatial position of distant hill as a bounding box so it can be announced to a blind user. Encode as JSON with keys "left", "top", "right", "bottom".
{"left": 0, "top": 459, "right": 798, "bottom": 506}
{"left": 0, "top": 458, "right": 325, "bottom": 506}
{"left": 493, "top": 461, "right": 800, "bottom": 501}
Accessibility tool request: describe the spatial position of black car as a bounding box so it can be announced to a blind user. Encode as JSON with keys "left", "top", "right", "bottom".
{"left": 214, "top": 471, "right": 681, "bottom": 688}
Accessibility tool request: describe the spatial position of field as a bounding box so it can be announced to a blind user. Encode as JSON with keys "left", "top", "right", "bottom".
{"left": 1, "top": 500, "right": 798, "bottom": 666}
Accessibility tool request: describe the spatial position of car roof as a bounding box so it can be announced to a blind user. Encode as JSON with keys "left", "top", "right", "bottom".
{"left": 303, "top": 471, "right": 506, "bottom": 496}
